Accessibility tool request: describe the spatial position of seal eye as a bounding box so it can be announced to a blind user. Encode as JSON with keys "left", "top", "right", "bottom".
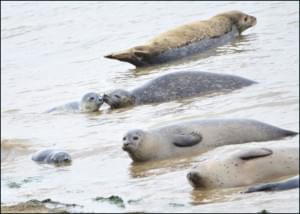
{"left": 114, "top": 95, "right": 121, "bottom": 99}
{"left": 133, "top": 136, "right": 139, "bottom": 140}
{"left": 123, "top": 137, "right": 127, "bottom": 141}
{"left": 89, "top": 97, "right": 95, "bottom": 101}
{"left": 244, "top": 16, "right": 248, "bottom": 22}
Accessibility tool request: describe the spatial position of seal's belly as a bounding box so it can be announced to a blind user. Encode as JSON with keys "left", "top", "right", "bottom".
{"left": 147, "top": 28, "right": 238, "bottom": 64}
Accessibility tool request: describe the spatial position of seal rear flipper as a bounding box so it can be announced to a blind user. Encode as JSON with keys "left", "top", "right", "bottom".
{"left": 245, "top": 176, "right": 299, "bottom": 193}
{"left": 245, "top": 183, "right": 279, "bottom": 193}
{"left": 173, "top": 132, "right": 202, "bottom": 147}
{"left": 104, "top": 46, "right": 151, "bottom": 67}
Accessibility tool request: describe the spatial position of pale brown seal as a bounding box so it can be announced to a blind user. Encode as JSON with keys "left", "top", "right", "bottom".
{"left": 187, "top": 143, "right": 299, "bottom": 189}
{"left": 104, "top": 10, "right": 257, "bottom": 67}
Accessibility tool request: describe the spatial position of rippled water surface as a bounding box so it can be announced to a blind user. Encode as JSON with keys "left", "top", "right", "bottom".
{"left": 1, "top": 1, "right": 299, "bottom": 213}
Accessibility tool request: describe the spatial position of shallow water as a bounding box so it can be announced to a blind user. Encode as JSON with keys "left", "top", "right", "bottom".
{"left": 1, "top": 1, "right": 299, "bottom": 213}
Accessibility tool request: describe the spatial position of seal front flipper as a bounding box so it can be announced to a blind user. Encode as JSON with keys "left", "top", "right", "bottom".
{"left": 173, "top": 132, "right": 202, "bottom": 147}
{"left": 238, "top": 148, "right": 273, "bottom": 160}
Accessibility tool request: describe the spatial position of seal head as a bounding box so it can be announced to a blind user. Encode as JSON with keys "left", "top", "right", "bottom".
{"left": 122, "top": 129, "right": 150, "bottom": 161}
{"left": 215, "top": 10, "right": 257, "bottom": 34}
{"left": 46, "top": 151, "right": 72, "bottom": 164}
{"left": 103, "top": 89, "right": 135, "bottom": 109}
{"left": 80, "top": 92, "right": 104, "bottom": 112}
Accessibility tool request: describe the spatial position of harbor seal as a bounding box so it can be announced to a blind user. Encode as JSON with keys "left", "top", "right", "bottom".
{"left": 47, "top": 92, "right": 103, "bottom": 113}
{"left": 187, "top": 143, "right": 299, "bottom": 189}
{"left": 32, "top": 149, "right": 71, "bottom": 165}
{"left": 245, "top": 175, "right": 299, "bottom": 193}
{"left": 122, "top": 119, "right": 298, "bottom": 162}
{"left": 103, "top": 71, "right": 256, "bottom": 109}
{"left": 104, "top": 10, "right": 257, "bottom": 67}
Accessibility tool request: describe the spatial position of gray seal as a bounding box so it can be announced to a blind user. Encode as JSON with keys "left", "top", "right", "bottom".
{"left": 32, "top": 149, "right": 71, "bottom": 165}
{"left": 187, "top": 143, "right": 299, "bottom": 189}
{"left": 245, "top": 175, "right": 299, "bottom": 193}
{"left": 122, "top": 119, "right": 298, "bottom": 162}
{"left": 103, "top": 71, "right": 256, "bottom": 109}
{"left": 104, "top": 10, "right": 257, "bottom": 67}
{"left": 47, "top": 92, "right": 103, "bottom": 113}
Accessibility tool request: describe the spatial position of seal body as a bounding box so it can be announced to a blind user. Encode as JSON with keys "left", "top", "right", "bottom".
{"left": 245, "top": 175, "right": 299, "bottom": 193}
{"left": 187, "top": 143, "right": 299, "bottom": 189}
{"left": 105, "top": 10, "right": 257, "bottom": 67}
{"left": 122, "top": 119, "right": 298, "bottom": 162}
{"left": 32, "top": 149, "right": 72, "bottom": 164}
{"left": 47, "top": 92, "right": 103, "bottom": 113}
{"left": 103, "top": 71, "right": 256, "bottom": 109}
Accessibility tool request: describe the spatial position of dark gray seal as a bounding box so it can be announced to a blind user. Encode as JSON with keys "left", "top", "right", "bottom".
{"left": 103, "top": 71, "right": 256, "bottom": 109}
{"left": 122, "top": 119, "right": 298, "bottom": 162}
{"left": 104, "top": 10, "right": 257, "bottom": 67}
{"left": 47, "top": 92, "right": 103, "bottom": 113}
{"left": 245, "top": 175, "right": 299, "bottom": 193}
{"left": 32, "top": 149, "right": 71, "bottom": 165}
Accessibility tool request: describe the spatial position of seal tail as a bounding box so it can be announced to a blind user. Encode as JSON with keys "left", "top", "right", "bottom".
{"left": 282, "top": 130, "right": 298, "bottom": 137}
{"left": 104, "top": 46, "right": 151, "bottom": 67}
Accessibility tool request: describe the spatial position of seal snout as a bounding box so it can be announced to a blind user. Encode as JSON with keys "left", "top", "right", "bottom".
{"left": 122, "top": 136, "right": 136, "bottom": 151}
{"left": 122, "top": 142, "right": 132, "bottom": 151}
{"left": 187, "top": 171, "right": 204, "bottom": 188}
{"left": 103, "top": 94, "right": 110, "bottom": 103}
{"left": 251, "top": 16, "right": 257, "bottom": 26}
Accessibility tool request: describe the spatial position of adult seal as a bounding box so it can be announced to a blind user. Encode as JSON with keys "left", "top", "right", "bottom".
{"left": 104, "top": 10, "right": 257, "bottom": 67}
{"left": 103, "top": 71, "right": 256, "bottom": 109}
{"left": 245, "top": 175, "right": 299, "bottom": 193}
{"left": 187, "top": 143, "right": 299, "bottom": 189}
{"left": 122, "top": 119, "right": 298, "bottom": 162}
{"left": 47, "top": 92, "right": 103, "bottom": 113}
{"left": 32, "top": 149, "right": 72, "bottom": 165}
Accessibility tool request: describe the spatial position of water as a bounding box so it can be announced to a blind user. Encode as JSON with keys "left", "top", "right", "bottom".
{"left": 1, "top": 1, "right": 299, "bottom": 213}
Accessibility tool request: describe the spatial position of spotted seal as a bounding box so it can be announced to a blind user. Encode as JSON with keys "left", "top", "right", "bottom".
{"left": 104, "top": 10, "right": 257, "bottom": 67}
{"left": 103, "top": 71, "right": 256, "bottom": 109}
{"left": 122, "top": 119, "right": 298, "bottom": 162}
{"left": 187, "top": 143, "right": 299, "bottom": 189}
{"left": 47, "top": 92, "right": 103, "bottom": 113}
{"left": 32, "top": 149, "right": 72, "bottom": 165}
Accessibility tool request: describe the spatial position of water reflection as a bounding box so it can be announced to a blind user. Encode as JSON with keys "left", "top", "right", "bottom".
{"left": 189, "top": 187, "right": 239, "bottom": 205}
{"left": 129, "top": 157, "right": 196, "bottom": 178}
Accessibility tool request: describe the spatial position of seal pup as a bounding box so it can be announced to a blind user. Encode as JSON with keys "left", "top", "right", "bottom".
{"left": 245, "top": 175, "right": 299, "bottom": 193}
{"left": 103, "top": 71, "right": 256, "bottom": 109}
{"left": 32, "top": 149, "right": 72, "bottom": 165}
{"left": 47, "top": 92, "right": 103, "bottom": 113}
{"left": 187, "top": 143, "right": 299, "bottom": 189}
{"left": 122, "top": 119, "right": 298, "bottom": 162}
{"left": 104, "top": 10, "right": 257, "bottom": 67}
